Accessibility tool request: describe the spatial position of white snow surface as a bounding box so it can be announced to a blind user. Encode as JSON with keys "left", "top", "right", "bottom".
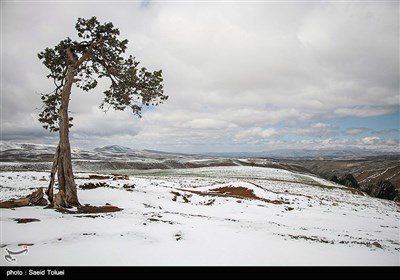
{"left": 0, "top": 166, "right": 399, "bottom": 266}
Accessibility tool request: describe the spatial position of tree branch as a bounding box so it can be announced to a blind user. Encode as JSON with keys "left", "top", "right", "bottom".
{"left": 66, "top": 47, "right": 77, "bottom": 64}
{"left": 76, "top": 36, "right": 105, "bottom": 66}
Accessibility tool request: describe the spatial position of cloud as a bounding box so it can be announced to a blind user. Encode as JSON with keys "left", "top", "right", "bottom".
{"left": 344, "top": 128, "right": 370, "bottom": 135}
{"left": 234, "top": 127, "right": 278, "bottom": 144}
{"left": 343, "top": 127, "right": 399, "bottom": 137}
{"left": 371, "top": 129, "right": 399, "bottom": 136}
{"left": 262, "top": 137, "right": 399, "bottom": 153}
{"left": 284, "top": 122, "right": 338, "bottom": 137}
{"left": 353, "top": 137, "right": 399, "bottom": 151}
{"left": 333, "top": 106, "right": 397, "bottom": 118}
{"left": 182, "top": 118, "right": 236, "bottom": 130}
{"left": 1, "top": 2, "right": 399, "bottom": 152}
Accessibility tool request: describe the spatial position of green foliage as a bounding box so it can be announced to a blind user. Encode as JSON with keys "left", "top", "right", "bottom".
{"left": 38, "top": 16, "right": 167, "bottom": 132}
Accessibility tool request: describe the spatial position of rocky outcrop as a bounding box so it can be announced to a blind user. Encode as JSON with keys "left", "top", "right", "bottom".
{"left": 330, "top": 173, "right": 398, "bottom": 201}
{"left": 339, "top": 174, "right": 360, "bottom": 189}
{"left": 329, "top": 175, "right": 340, "bottom": 184}
{"left": 360, "top": 184, "right": 373, "bottom": 195}
{"left": 360, "top": 180, "right": 398, "bottom": 201}
{"left": 330, "top": 173, "right": 360, "bottom": 189}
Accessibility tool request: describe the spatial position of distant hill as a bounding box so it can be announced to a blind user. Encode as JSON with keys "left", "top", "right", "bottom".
{"left": 203, "top": 148, "right": 394, "bottom": 159}
{"left": 1, "top": 142, "right": 398, "bottom": 189}
{"left": 93, "top": 145, "right": 133, "bottom": 153}
{"left": 283, "top": 155, "right": 400, "bottom": 189}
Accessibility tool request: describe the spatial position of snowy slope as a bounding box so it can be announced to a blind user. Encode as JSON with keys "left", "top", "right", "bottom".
{"left": 0, "top": 166, "right": 399, "bottom": 266}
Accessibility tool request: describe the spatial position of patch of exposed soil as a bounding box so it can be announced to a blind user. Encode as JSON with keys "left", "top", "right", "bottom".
{"left": 13, "top": 218, "right": 40, "bottom": 224}
{"left": 78, "top": 205, "right": 122, "bottom": 213}
{"left": 211, "top": 186, "right": 258, "bottom": 199}
{"left": 87, "top": 174, "right": 129, "bottom": 180}
{"left": 148, "top": 218, "right": 175, "bottom": 225}
{"left": 18, "top": 243, "right": 34, "bottom": 247}
{"left": 288, "top": 234, "right": 333, "bottom": 244}
{"left": 171, "top": 191, "right": 191, "bottom": 203}
{"left": 123, "top": 183, "right": 135, "bottom": 191}
{"left": 174, "top": 232, "right": 183, "bottom": 241}
{"left": 185, "top": 185, "right": 287, "bottom": 205}
{"left": 56, "top": 204, "right": 123, "bottom": 214}
{"left": 88, "top": 174, "right": 112, "bottom": 180}
{"left": 285, "top": 233, "right": 384, "bottom": 249}
{"left": 79, "top": 182, "right": 108, "bottom": 189}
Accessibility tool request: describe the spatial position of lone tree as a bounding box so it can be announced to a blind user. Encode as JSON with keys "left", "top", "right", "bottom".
{"left": 38, "top": 17, "right": 167, "bottom": 207}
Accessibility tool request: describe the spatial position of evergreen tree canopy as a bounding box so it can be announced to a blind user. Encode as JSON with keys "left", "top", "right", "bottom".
{"left": 38, "top": 16, "right": 166, "bottom": 132}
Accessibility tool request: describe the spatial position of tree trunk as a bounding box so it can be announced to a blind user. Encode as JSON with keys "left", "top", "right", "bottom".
{"left": 56, "top": 64, "right": 80, "bottom": 206}
{"left": 46, "top": 144, "right": 59, "bottom": 203}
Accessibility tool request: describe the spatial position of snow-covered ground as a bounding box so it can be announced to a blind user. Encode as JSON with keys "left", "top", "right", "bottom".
{"left": 1, "top": 166, "right": 399, "bottom": 266}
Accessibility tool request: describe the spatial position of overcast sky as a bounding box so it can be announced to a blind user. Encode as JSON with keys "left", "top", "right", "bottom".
{"left": 1, "top": 1, "right": 399, "bottom": 153}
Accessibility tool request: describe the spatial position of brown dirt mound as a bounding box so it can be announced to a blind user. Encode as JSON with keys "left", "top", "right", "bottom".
{"left": 211, "top": 186, "right": 258, "bottom": 199}
{"left": 186, "top": 185, "right": 287, "bottom": 205}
